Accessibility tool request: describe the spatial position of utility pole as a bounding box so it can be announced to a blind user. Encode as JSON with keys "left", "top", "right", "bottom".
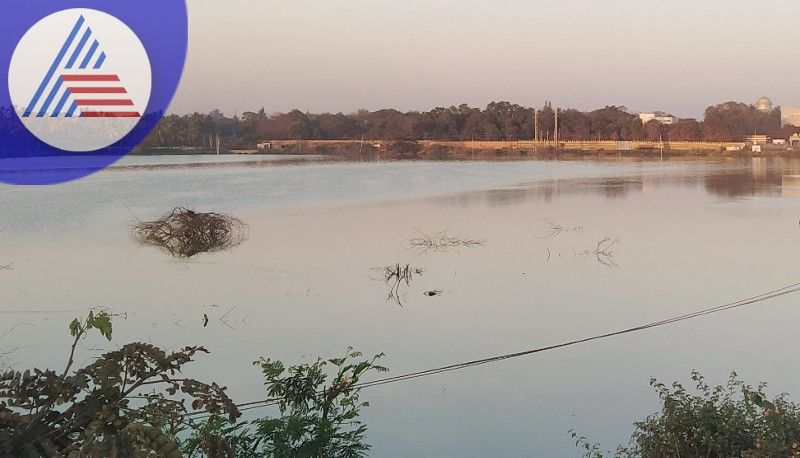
{"left": 534, "top": 110, "right": 539, "bottom": 143}
{"left": 554, "top": 107, "right": 559, "bottom": 146}
{"left": 216, "top": 134, "right": 220, "bottom": 155}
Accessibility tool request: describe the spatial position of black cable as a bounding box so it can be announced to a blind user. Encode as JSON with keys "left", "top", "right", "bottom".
{"left": 185, "top": 281, "right": 800, "bottom": 419}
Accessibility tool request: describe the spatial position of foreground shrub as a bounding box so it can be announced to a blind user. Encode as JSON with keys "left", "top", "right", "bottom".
{"left": 573, "top": 371, "right": 800, "bottom": 457}
{"left": 0, "top": 313, "right": 386, "bottom": 457}
{"left": 0, "top": 311, "right": 238, "bottom": 457}
{"left": 183, "top": 348, "right": 388, "bottom": 457}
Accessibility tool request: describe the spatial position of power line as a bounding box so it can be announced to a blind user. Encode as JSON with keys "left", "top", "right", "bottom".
{"left": 186, "top": 281, "right": 800, "bottom": 418}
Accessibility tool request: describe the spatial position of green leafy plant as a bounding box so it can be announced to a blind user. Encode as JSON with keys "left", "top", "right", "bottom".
{"left": 184, "top": 347, "right": 388, "bottom": 458}
{"left": 574, "top": 371, "right": 800, "bottom": 457}
{"left": 0, "top": 311, "right": 239, "bottom": 457}
{"left": 0, "top": 313, "right": 388, "bottom": 458}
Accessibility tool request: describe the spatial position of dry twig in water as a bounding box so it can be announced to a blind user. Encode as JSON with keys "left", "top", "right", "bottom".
{"left": 378, "top": 263, "right": 424, "bottom": 306}
{"left": 133, "top": 207, "right": 247, "bottom": 257}
{"left": 406, "top": 230, "right": 485, "bottom": 254}
{"left": 581, "top": 237, "right": 619, "bottom": 268}
{"left": 534, "top": 219, "right": 584, "bottom": 239}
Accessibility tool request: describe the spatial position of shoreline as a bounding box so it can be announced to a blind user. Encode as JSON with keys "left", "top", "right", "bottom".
{"left": 134, "top": 140, "right": 800, "bottom": 161}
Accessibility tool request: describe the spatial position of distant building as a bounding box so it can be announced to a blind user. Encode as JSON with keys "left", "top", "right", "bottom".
{"left": 756, "top": 96, "right": 774, "bottom": 112}
{"left": 790, "top": 133, "right": 800, "bottom": 147}
{"left": 638, "top": 113, "right": 678, "bottom": 125}
{"left": 772, "top": 138, "right": 787, "bottom": 145}
{"left": 746, "top": 134, "right": 769, "bottom": 144}
{"left": 256, "top": 142, "right": 272, "bottom": 150}
{"left": 781, "top": 106, "right": 800, "bottom": 127}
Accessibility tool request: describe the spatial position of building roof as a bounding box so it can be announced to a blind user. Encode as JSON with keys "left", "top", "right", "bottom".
{"left": 756, "top": 96, "right": 774, "bottom": 111}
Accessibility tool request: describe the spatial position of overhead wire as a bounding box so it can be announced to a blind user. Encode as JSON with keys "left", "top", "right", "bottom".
{"left": 185, "top": 281, "right": 800, "bottom": 419}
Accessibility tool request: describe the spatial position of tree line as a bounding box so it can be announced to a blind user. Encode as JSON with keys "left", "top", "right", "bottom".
{"left": 139, "top": 101, "right": 797, "bottom": 149}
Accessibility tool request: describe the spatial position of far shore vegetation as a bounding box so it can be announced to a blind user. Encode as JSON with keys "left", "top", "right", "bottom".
{"left": 137, "top": 100, "right": 798, "bottom": 154}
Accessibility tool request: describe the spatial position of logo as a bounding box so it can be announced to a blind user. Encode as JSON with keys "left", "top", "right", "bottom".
{"left": 0, "top": 1, "right": 187, "bottom": 185}
{"left": 9, "top": 9, "right": 152, "bottom": 152}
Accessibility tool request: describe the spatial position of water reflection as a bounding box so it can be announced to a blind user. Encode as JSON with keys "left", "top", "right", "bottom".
{"left": 782, "top": 175, "right": 800, "bottom": 198}
{"left": 1, "top": 156, "right": 800, "bottom": 457}
{"left": 426, "top": 157, "right": 800, "bottom": 207}
{"left": 704, "top": 157, "right": 800, "bottom": 198}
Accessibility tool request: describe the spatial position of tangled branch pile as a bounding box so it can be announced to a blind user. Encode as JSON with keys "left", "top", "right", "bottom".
{"left": 134, "top": 207, "right": 247, "bottom": 257}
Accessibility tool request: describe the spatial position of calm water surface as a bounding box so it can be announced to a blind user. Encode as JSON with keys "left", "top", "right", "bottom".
{"left": 1, "top": 156, "right": 799, "bottom": 456}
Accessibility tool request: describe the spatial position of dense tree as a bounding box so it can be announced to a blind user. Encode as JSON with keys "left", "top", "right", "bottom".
{"left": 668, "top": 119, "right": 703, "bottom": 141}
{"left": 703, "top": 102, "right": 781, "bottom": 141}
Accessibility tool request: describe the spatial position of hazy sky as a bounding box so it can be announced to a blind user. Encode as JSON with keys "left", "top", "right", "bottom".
{"left": 171, "top": 0, "right": 800, "bottom": 118}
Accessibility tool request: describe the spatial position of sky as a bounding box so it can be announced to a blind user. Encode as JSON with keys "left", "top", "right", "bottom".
{"left": 171, "top": 0, "right": 800, "bottom": 119}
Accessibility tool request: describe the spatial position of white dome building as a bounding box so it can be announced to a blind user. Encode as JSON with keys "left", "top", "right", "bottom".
{"left": 756, "top": 96, "right": 774, "bottom": 112}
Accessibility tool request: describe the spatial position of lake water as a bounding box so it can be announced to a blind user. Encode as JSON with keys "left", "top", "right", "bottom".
{"left": 1, "top": 155, "right": 800, "bottom": 456}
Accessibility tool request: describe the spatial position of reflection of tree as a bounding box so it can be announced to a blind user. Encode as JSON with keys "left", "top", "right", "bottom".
{"left": 428, "top": 161, "right": 800, "bottom": 205}
{"left": 599, "top": 178, "right": 642, "bottom": 200}
{"left": 703, "top": 166, "right": 783, "bottom": 198}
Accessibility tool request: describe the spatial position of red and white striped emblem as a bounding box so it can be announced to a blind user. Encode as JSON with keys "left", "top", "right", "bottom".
{"left": 62, "top": 73, "right": 140, "bottom": 118}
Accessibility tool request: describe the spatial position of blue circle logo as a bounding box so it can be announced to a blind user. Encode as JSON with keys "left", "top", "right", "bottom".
{"left": 0, "top": 1, "right": 187, "bottom": 185}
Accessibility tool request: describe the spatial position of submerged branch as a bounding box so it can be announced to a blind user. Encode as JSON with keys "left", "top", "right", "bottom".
{"left": 406, "top": 230, "right": 485, "bottom": 254}
{"left": 375, "top": 263, "right": 424, "bottom": 306}
{"left": 581, "top": 237, "right": 620, "bottom": 268}
{"left": 533, "top": 219, "right": 584, "bottom": 239}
